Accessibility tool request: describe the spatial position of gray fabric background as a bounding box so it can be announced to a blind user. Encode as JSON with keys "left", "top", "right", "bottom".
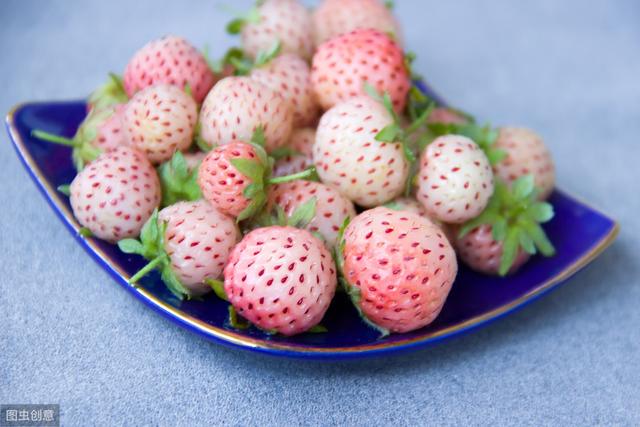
{"left": 1, "top": 1, "right": 639, "bottom": 425}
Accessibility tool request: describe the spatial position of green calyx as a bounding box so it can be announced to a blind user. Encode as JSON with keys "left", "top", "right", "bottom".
{"left": 364, "top": 82, "right": 435, "bottom": 197}
{"left": 117, "top": 209, "right": 191, "bottom": 300}
{"left": 205, "top": 278, "right": 228, "bottom": 301}
{"left": 32, "top": 107, "right": 116, "bottom": 170}
{"left": 458, "top": 175, "right": 556, "bottom": 276}
{"left": 211, "top": 41, "right": 281, "bottom": 76}
{"left": 88, "top": 73, "right": 128, "bottom": 111}
{"left": 225, "top": 5, "right": 261, "bottom": 35}
{"left": 232, "top": 127, "right": 316, "bottom": 223}
{"left": 157, "top": 151, "right": 202, "bottom": 207}
{"left": 427, "top": 121, "right": 507, "bottom": 166}
{"left": 251, "top": 196, "right": 319, "bottom": 235}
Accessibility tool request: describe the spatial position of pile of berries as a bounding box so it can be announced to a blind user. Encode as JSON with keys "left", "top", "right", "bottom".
{"left": 35, "top": 0, "right": 557, "bottom": 336}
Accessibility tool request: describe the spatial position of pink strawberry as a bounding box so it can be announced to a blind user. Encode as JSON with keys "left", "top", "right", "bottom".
{"left": 268, "top": 180, "right": 356, "bottom": 247}
{"left": 416, "top": 135, "right": 494, "bottom": 224}
{"left": 123, "top": 35, "right": 216, "bottom": 103}
{"left": 70, "top": 146, "right": 161, "bottom": 242}
{"left": 312, "top": 0, "right": 403, "bottom": 46}
{"left": 493, "top": 127, "right": 555, "bottom": 200}
{"left": 454, "top": 224, "right": 530, "bottom": 276}
{"left": 199, "top": 76, "right": 293, "bottom": 152}
{"left": 123, "top": 84, "right": 198, "bottom": 164}
{"left": 273, "top": 127, "right": 315, "bottom": 178}
{"left": 311, "top": 29, "right": 410, "bottom": 113}
{"left": 232, "top": 0, "right": 315, "bottom": 60}
{"left": 314, "top": 96, "right": 409, "bottom": 207}
{"left": 338, "top": 207, "right": 457, "bottom": 334}
{"left": 119, "top": 200, "right": 240, "bottom": 298}
{"left": 224, "top": 226, "right": 337, "bottom": 335}
{"left": 453, "top": 175, "right": 556, "bottom": 276}
{"left": 385, "top": 197, "right": 455, "bottom": 244}
{"left": 250, "top": 54, "right": 319, "bottom": 127}
{"left": 33, "top": 104, "right": 127, "bottom": 170}
{"left": 198, "top": 133, "right": 314, "bottom": 220}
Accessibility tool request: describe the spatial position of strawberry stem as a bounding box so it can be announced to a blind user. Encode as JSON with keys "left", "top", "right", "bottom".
{"left": 32, "top": 130, "right": 75, "bottom": 147}
{"left": 267, "top": 167, "right": 316, "bottom": 185}
{"left": 128, "top": 255, "right": 165, "bottom": 284}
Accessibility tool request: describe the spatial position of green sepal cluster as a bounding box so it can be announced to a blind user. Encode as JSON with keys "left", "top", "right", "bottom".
{"left": 157, "top": 151, "right": 202, "bottom": 208}
{"left": 225, "top": 5, "right": 261, "bottom": 35}
{"left": 87, "top": 73, "right": 128, "bottom": 111}
{"left": 427, "top": 121, "right": 507, "bottom": 166}
{"left": 32, "top": 107, "right": 118, "bottom": 171}
{"left": 458, "top": 175, "right": 556, "bottom": 276}
{"left": 209, "top": 41, "right": 281, "bottom": 76}
{"left": 252, "top": 196, "right": 317, "bottom": 229}
{"left": 117, "top": 210, "right": 191, "bottom": 300}
{"left": 57, "top": 184, "right": 71, "bottom": 197}
{"left": 333, "top": 217, "right": 390, "bottom": 337}
{"left": 232, "top": 127, "right": 317, "bottom": 223}
{"left": 364, "top": 82, "right": 435, "bottom": 197}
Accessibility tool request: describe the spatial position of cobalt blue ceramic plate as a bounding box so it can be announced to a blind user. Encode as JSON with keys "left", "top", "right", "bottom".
{"left": 6, "top": 85, "right": 618, "bottom": 360}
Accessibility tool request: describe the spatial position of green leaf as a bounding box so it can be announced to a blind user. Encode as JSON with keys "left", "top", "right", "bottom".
{"left": 184, "top": 83, "right": 193, "bottom": 98}
{"left": 57, "top": 184, "right": 71, "bottom": 196}
{"left": 275, "top": 205, "right": 287, "bottom": 226}
{"left": 375, "top": 124, "right": 401, "bottom": 142}
{"left": 251, "top": 125, "right": 266, "bottom": 147}
{"left": 269, "top": 146, "right": 299, "bottom": 160}
{"left": 226, "top": 18, "right": 246, "bottom": 34}
{"left": 254, "top": 40, "right": 282, "bottom": 67}
{"left": 230, "top": 158, "right": 264, "bottom": 183}
{"left": 160, "top": 264, "right": 190, "bottom": 300}
{"left": 524, "top": 222, "right": 556, "bottom": 257}
{"left": 117, "top": 238, "right": 144, "bottom": 255}
{"left": 288, "top": 197, "right": 317, "bottom": 229}
{"left": 228, "top": 306, "right": 250, "bottom": 330}
{"left": 518, "top": 230, "right": 536, "bottom": 255}
{"left": 236, "top": 192, "right": 267, "bottom": 222}
{"left": 527, "top": 202, "right": 554, "bottom": 223}
{"left": 384, "top": 0, "right": 394, "bottom": 9}
{"left": 243, "top": 182, "right": 262, "bottom": 198}
{"left": 512, "top": 175, "right": 535, "bottom": 200}
{"left": 499, "top": 228, "right": 520, "bottom": 276}
{"left": 308, "top": 324, "right": 328, "bottom": 333}
{"left": 363, "top": 82, "right": 382, "bottom": 102}
{"left": 492, "top": 217, "right": 507, "bottom": 242}
{"left": 205, "top": 278, "right": 228, "bottom": 301}
{"left": 140, "top": 209, "right": 160, "bottom": 248}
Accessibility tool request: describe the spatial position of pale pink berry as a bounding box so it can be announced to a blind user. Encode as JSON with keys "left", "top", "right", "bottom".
{"left": 123, "top": 35, "right": 216, "bottom": 103}
{"left": 123, "top": 84, "right": 198, "bottom": 164}
{"left": 250, "top": 54, "right": 320, "bottom": 127}
{"left": 454, "top": 224, "right": 530, "bottom": 275}
{"left": 90, "top": 104, "right": 127, "bottom": 152}
{"left": 268, "top": 180, "right": 356, "bottom": 247}
{"left": 224, "top": 226, "right": 337, "bottom": 336}
{"left": 241, "top": 0, "right": 315, "bottom": 60}
{"left": 314, "top": 96, "right": 409, "bottom": 207}
{"left": 273, "top": 128, "right": 315, "bottom": 178}
{"left": 311, "top": 29, "right": 410, "bottom": 113}
{"left": 199, "top": 77, "right": 293, "bottom": 152}
{"left": 427, "top": 107, "right": 469, "bottom": 125}
{"left": 312, "top": 0, "right": 403, "bottom": 46}
{"left": 341, "top": 207, "right": 457, "bottom": 333}
{"left": 159, "top": 200, "right": 240, "bottom": 295}
{"left": 417, "top": 135, "right": 494, "bottom": 224}
{"left": 70, "top": 146, "right": 161, "bottom": 242}
{"left": 494, "top": 127, "right": 555, "bottom": 200}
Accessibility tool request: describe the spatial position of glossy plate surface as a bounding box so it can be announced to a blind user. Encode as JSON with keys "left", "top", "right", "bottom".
{"left": 6, "top": 92, "right": 618, "bottom": 359}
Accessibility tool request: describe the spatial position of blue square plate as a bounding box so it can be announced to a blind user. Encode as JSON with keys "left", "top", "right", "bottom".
{"left": 5, "top": 87, "right": 618, "bottom": 360}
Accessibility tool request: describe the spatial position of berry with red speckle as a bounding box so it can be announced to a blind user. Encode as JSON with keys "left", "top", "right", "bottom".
{"left": 224, "top": 226, "right": 337, "bottom": 335}
{"left": 273, "top": 128, "right": 315, "bottom": 178}
{"left": 311, "top": 29, "right": 410, "bottom": 113}
{"left": 338, "top": 207, "right": 457, "bottom": 334}
{"left": 70, "top": 146, "right": 161, "bottom": 242}
{"left": 123, "top": 35, "right": 216, "bottom": 103}
{"left": 417, "top": 135, "right": 494, "bottom": 224}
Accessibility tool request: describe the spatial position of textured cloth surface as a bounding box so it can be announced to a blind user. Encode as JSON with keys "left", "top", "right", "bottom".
{"left": 1, "top": 1, "right": 639, "bottom": 425}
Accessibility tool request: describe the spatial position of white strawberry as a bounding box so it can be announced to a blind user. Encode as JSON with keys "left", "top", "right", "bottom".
{"left": 314, "top": 96, "right": 409, "bottom": 207}
{"left": 70, "top": 146, "right": 161, "bottom": 242}
{"left": 199, "top": 76, "right": 293, "bottom": 152}
{"left": 123, "top": 84, "right": 198, "bottom": 164}
{"left": 250, "top": 54, "right": 320, "bottom": 127}
{"left": 119, "top": 200, "right": 240, "bottom": 298}
{"left": 417, "top": 135, "right": 494, "bottom": 224}
{"left": 493, "top": 127, "right": 556, "bottom": 200}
